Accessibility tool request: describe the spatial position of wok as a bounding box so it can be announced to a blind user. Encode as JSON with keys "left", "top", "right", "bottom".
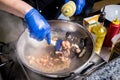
{"left": 16, "top": 20, "right": 94, "bottom": 78}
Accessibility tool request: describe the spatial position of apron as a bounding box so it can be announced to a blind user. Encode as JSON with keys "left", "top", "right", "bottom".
{"left": 23, "top": 0, "right": 64, "bottom": 20}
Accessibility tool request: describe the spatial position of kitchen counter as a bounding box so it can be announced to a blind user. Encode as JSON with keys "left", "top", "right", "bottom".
{"left": 85, "top": 56, "right": 120, "bottom": 80}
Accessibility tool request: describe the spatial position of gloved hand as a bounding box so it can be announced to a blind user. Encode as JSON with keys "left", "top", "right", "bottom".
{"left": 25, "top": 8, "right": 51, "bottom": 44}
{"left": 65, "top": 0, "right": 85, "bottom": 15}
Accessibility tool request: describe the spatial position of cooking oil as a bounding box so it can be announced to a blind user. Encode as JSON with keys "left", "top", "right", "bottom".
{"left": 91, "top": 22, "right": 106, "bottom": 55}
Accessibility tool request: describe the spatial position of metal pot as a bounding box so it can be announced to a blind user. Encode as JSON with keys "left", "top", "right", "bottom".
{"left": 16, "top": 20, "right": 95, "bottom": 78}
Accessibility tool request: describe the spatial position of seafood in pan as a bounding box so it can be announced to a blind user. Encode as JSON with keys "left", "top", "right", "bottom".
{"left": 27, "top": 32, "right": 87, "bottom": 73}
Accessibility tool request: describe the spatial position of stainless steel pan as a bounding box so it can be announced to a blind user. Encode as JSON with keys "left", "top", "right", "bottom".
{"left": 16, "top": 20, "right": 94, "bottom": 78}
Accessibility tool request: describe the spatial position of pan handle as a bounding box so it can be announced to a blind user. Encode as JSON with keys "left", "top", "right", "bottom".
{"left": 79, "top": 61, "right": 95, "bottom": 74}
{"left": 65, "top": 61, "right": 95, "bottom": 80}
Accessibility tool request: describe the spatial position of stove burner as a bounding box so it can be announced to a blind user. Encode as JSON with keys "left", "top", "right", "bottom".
{"left": 0, "top": 42, "right": 28, "bottom": 80}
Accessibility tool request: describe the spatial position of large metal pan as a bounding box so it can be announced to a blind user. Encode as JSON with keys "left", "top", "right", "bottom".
{"left": 16, "top": 20, "right": 94, "bottom": 78}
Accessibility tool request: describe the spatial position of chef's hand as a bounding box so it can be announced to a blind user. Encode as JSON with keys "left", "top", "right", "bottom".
{"left": 25, "top": 8, "right": 51, "bottom": 44}
{"left": 65, "top": 0, "right": 85, "bottom": 15}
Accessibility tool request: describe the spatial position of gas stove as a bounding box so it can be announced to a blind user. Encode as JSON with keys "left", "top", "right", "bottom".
{"left": 0, "top": 42, "right": 27, "bottom": 80}
{"left": 0, "top": 42, "right": 106, "bottom": 80}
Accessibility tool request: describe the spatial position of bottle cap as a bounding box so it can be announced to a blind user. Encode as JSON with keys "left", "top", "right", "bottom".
{"left": 61, "top": 1, "right": 76, "bottom": 17}
{"left": 112, "top": 17, "right": 120, "bottom": 25}
{"left": 98, "top": 6, "right": 106, "bottom": 23}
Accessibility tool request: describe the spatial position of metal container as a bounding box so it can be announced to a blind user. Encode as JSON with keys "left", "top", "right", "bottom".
{"left": 16, "top": 20, "right": 95, "bottom": 78}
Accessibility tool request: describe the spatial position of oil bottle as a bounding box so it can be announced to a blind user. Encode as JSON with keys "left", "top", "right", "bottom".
{"left": 90, "top": 8, "right": 107, "bottom": 55}
{"left": 91, "top": 22, "right": 106, "bottom": 55}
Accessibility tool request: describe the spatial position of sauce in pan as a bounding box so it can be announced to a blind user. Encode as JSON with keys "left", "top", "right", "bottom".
{"left": 27, "top": 54, "right": 71, "bottom": 73}
{"left": 26, "top": 32, "right": 87, "bottom": 73}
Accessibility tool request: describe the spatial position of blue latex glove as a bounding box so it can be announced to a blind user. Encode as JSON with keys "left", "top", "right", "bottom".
{"left": 25, "top": 8, "right": 51, "bottom": 44}
{"left": 55, "top": 39, "right": 63, "bottom": 51}
{"left": 65, "top": 0, "right": 85, "bottom": 15}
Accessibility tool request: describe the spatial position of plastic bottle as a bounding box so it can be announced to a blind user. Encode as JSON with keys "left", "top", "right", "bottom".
{"left": 91, "top": 22, "right": 106, "bottom": 54}
{"left": 61, "top": 1, "right": 76, "bottom": 17}
{"left": 90, "top": 7, "right": 107, "bottom": 55}
{"left": 104, "top": 18, "right": 120, "bottom": 47}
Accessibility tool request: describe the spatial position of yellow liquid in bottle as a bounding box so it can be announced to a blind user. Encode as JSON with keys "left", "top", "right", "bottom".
{"left": 91, "top": 23, "right": 106, "bottom": 54}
